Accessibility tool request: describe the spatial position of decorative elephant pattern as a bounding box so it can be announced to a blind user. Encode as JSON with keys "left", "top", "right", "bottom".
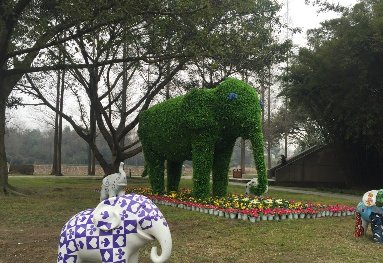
{"left": 245, "top": 178, "right": 268, "bottom": 195}
{"left": 100, "top": 162, "right": 127, "bottom": 201}
{"left": 354, "top": 189, "right": 383, "bottom": 243}
{"left": 57, "top": 194, "right": 172, "bottom": 263}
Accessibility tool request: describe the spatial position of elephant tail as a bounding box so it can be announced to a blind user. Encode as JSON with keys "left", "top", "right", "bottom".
{"left": 354, "top": 212, "right": 364, "bottom": 237}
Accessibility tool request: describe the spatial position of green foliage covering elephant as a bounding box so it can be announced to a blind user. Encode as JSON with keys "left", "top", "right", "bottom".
{"left": 138, "top": 78, "right": 267, "bottom": 199}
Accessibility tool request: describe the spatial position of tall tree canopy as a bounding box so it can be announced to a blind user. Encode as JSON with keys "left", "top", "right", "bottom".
{"left": 13, "top": 0, "right": 289, "bottom": 176}
{"left": 1, "top": 0, "right": 214, "bottom": 193}
{"left": 282, "top": 0, "right": 383, "bottom": 179}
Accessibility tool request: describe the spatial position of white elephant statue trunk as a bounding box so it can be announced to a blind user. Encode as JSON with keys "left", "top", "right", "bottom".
{"left": 245, "top": 178, "right": 268, "bottom": 195}
{"left": 100, "top": 162, "right": 127, "bottom": 201}
{"left": 57, "top": 194, "right": 172, "bottom": 263}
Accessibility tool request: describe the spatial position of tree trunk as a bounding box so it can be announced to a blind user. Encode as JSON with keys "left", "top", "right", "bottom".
{"left": 88, "top": 68, "right": 97, "bottom": 175}
{"left": 0, "top": 96, "right": 8, "bottom": 193}
{"left": 57, "top": 67, "right": 65, "bottom": 175}
{"left": 51, "top": 67, "right": 61, "bottom": 175}
{"left": 240, "top": 138, "right": 246, "bottom": 175}
{"left": 267, "top": 67, "right": 272, "bottom": 169}
{"left": 51, "top": 77, "right": 59, "bottom": 175}
{"left": 0, "top": 80, "right": 24, "bottom": 195}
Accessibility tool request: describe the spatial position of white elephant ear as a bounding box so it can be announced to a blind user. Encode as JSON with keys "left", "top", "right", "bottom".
{"left": 102, "top": 177, "right": 110, "bottom": 187}
{"left": 92, "top": 197, "right": 122, "bottom": 231}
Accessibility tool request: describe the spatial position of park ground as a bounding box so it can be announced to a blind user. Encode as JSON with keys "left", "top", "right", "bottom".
{"left": 0, "top": 176, "right": 382, "bottom": 263}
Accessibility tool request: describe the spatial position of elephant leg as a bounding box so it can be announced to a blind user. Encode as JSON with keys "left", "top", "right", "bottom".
{"left": 108, "top": 186, "right": 118, "bottom": 198}
{"left": 212, "top": 142, "right": 235, "bottom": 197}
{"left": 362, "top": 219, "right": 369, "bottom": 235}
{"left": 144, "top": 150, "right": 165, "bottom": 195}
{"left": 191, "top": 139, "right": 214, "bottom": 199}
{"left": 167, "top": 160, "right": 183, "bottom": 192}
{"left": 370, "top": 212, "right": 383, "bottom": 243}
{"left": 100, "top": 186, "right": 108, "bottom": 201}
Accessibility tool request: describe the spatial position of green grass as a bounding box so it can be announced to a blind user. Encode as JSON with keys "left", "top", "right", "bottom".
{"left": 0, "top": 176, "right": 380, "bottom": 263}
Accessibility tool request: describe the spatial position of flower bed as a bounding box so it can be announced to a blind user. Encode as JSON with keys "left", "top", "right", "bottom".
{"left": 127, "top": 187, "right": 355, "bottom": 222}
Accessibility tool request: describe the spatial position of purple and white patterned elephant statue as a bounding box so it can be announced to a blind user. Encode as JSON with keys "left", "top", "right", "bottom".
{"left": 57, "top": 194, "right": 172, "bottom": 263}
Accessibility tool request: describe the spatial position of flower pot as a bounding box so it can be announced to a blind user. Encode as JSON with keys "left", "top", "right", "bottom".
{"left": 230, "top": 213, "right": 237, "bottom": 219}
{"left": 261, "top": 215, "right": 267, "bottom": 221}
{"left": 341, "top": 212, "right": 346, "bottom": 216}
{"left": 299, "top": 213, "right": 305, "bottom": 219}
{"left": 325, "top": 211, "right": 330, "bottom": 216}
{"left": 214, "top": 210, "right": 220, "bottom": 216}
{"left": 287, "top": 214, "right": 293, "bottom": 220}
{"left": 267, "top": 215, "right": 274, "bottom": 221}
{"left": 293, "top": 214, "right": 298, "bottom": 219}
{"left": 219, "top": 211, "right": 224, "bottom": 217}
{"left": 242, "top": 214, "right": 248, "bottom": 221}
{"left": 225, "top": 212, "right": 230, "bottom": 219}
{"left": 249, "top": 216, "right": 256, "bottom": 223}
{"left": 209, "top": 209, "right": 214, "bottom": 215}
{"left": 280, "top": 214, "right": 287, "bottom": 220}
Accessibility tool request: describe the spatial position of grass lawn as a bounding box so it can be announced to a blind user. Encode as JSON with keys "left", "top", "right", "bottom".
{"left": 0, "top": 176, "right": 382, "bottom": 263}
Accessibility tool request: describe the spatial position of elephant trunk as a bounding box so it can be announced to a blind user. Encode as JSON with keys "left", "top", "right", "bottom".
{"left": 149, "top": 222, "right": 172, "bottom": 263}
{"left": 250, "top": 128, "right": 267, "bottom": 195}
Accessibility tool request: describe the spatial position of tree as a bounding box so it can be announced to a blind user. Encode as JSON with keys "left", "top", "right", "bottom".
{"left": 18, "top": 0, "right": 291, "bottom": 175}
{"left": 282, "top": 0, "right": 383, "bottom": 180}
{"left": 0, "top": 0, "right": 209, "bottom": 193}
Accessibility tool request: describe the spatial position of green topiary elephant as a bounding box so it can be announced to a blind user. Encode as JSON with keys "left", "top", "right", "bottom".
{"left": 138, "top": 78, "right": 267, "bottom": 199}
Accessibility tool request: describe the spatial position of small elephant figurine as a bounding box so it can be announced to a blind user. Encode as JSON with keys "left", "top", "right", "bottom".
{"left": 245, "top": 178, "right": 268, "bottom": 195}
{"left": 100, "top": 162, "right": 127, "bottom": 201}
{"left": 57, "top": 194, "right": 172, "bottom": 263}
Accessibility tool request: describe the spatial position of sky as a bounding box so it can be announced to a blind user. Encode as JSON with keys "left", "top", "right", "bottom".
{"left": 282, "top": 0, "right": 358, "bottom": 46}
{"left": 9, "top": 0, "right": 360, "bottom": 130}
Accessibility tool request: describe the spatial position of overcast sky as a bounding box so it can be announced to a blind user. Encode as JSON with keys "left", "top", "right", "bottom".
{"left": 10, "top": 0, "right": 360, "bottom": 130}
{"left": 283, "top": 0, "right": 359, "bottom": 46}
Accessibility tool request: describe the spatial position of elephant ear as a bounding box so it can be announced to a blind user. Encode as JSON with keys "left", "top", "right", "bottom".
{"left": 181, "top": 89, "right": 217, "bottom": 131}
{"left": 92, "top": 197, "right": 122, "bottom": 231}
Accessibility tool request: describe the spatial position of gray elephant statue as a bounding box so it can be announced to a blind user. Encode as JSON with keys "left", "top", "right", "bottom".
{"left": 245, "top": 178, "right": 268, "bottom": 195}
{"left": 138, "top": 78, "right": 267, "bottom": 198}
{"left": 57, "top": 194, "right": 172, "bottom": 263}
{"left": 100, "top": 162, "right": 127, "bottom": 201}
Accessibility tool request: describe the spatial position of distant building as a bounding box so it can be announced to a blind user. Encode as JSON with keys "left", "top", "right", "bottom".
{"left": 269, "top": 144, "right": 383, "bottom": 189}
